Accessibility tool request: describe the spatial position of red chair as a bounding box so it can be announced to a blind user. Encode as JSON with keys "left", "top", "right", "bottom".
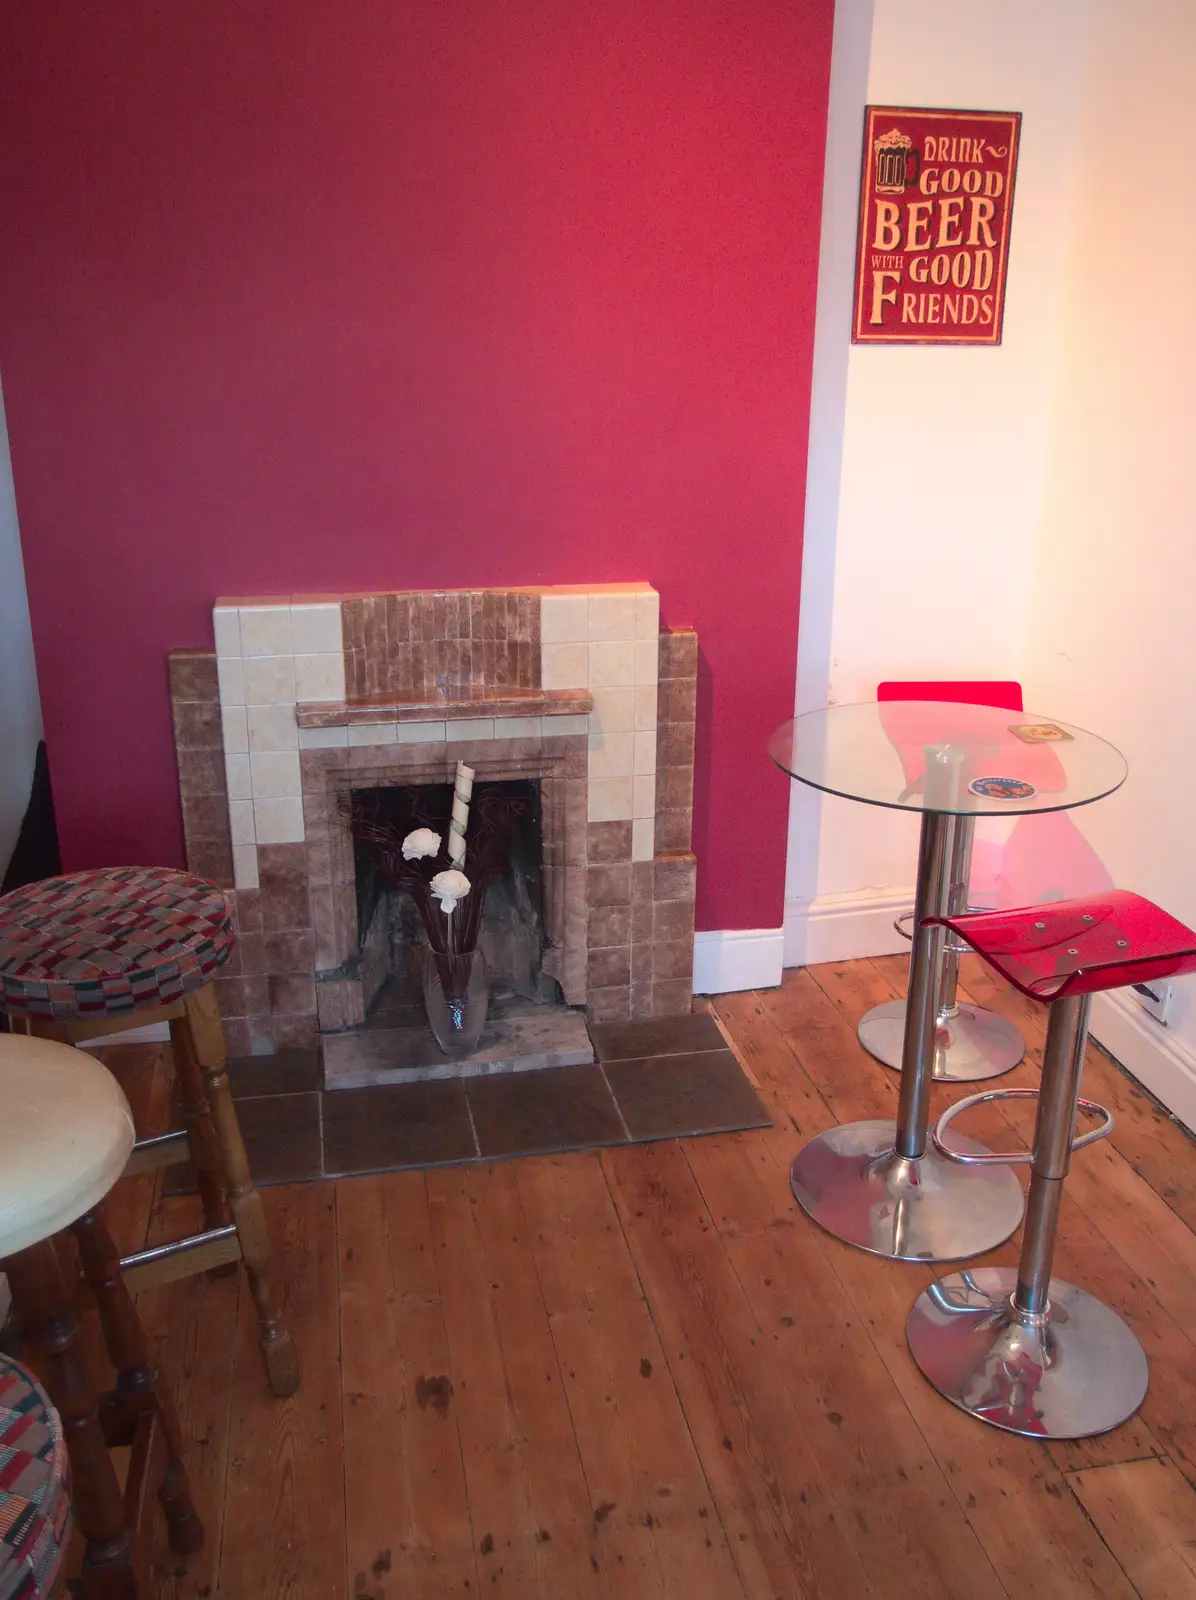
{"left": 906, "top": 891, "right": 1196, "bottom": 1439}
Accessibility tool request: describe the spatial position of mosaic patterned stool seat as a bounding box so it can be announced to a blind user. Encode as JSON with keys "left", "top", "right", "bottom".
{"left": 0, "top": 1356, "right": 70, "bottom": 1600}
{"left": 0, "top": 868, "right": 298, "bottom": 1399}
{"left": 0, "top": 1034, "right": 202, "bottom": 1598}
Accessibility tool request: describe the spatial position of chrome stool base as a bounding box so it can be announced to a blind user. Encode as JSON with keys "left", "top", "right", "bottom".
{"left": 906, "top": 1266, "right": 1148, "bottom": 1439}
{"left": 789, "top": 1118, "right": 1025, "bottom": 1262}
{"left": 859, "top": 999, "right": 1025, "bottom": 1082}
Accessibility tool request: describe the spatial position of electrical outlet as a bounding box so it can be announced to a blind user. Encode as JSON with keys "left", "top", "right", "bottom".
{"left": 1134, "top": 980, "right": 1173, "bottom": 1025}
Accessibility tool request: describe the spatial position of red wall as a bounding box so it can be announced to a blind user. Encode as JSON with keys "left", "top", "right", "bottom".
{"left": 0, "top": 0, "right": 831, "bottom": 933}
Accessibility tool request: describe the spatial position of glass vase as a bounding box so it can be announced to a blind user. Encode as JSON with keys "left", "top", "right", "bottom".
{"left": 422, "top": 946, "right": 490, "bottom": 1054}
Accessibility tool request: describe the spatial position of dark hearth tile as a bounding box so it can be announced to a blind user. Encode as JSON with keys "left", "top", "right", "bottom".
{"left": 604, "top": 1050, "right": 770, "bottom": 1142}
{"left": 171, "top": 698, "right": 222, "bottom": 750}
{"left": 322, "top": 1080, "right": 476, "bottom": 1176}
{"left": 177, "top": 745, "right": 227, "bottom": 798}
{"left": 169, "top": 649, "right": 219, "bottom": 703}
{"left": 590, "top": 1011, "right": 724, "bottom": 1063}
{"left": 654, "top": 898, "right": 695, "bottom": 943}
{"left": 227, "top": 1050, "right": 322, "bottom": 1099}
{"left": 467, "top": 1065, "right": 626, "bottom": 1159}
{"left": 587, "top": 821, "right": 633, "bottom": 864}
{"left": 162, "top": 1091, "right": 322, "bottom": 1193}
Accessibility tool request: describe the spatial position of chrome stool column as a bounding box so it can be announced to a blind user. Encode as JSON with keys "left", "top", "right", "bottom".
{"left": 858, "top": 815, "right": 1026, "bottom": 1082}
{"left": 907, "top": 890, "right": 1196, "bottom": 1439}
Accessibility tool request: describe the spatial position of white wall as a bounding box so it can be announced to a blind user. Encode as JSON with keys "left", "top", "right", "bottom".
{"left": 787, "top": 0, "right": 1086, "bottom": 961}
{"left": 0, "top": 378, "right": 42, "bottom": 878}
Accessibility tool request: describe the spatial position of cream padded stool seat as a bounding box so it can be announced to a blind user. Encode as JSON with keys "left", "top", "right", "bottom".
{"left": 0, "top": 1035, "right": 134, "bottom": 1258}
{"left": 0, "top": 1034, "right": 203, "bottom": 1598}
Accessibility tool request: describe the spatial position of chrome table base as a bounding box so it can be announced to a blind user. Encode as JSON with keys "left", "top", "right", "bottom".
{"left": 789, "top": 1119, "right": 1025, "bottom": 1262}
{"left": 859, "top": 999, "right": 1025, "bottom": 1082}
{"left": 906, "top": 1267, "right": 1148, "bottom": 1439}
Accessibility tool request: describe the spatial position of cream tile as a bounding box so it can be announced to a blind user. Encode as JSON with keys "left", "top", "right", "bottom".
{"left": 632, "top": 818, "right": 655, "bottom": 862}
{"left": 589, "top": 686, "right": 635, "bottom": 735}
{"left": 242, "top": 656, "right": 296, "bottom": 706}
{"left": 447, "top": 718, "right": 495, "bottom": 742}
{"left": 541, "top": 641, "right": 589, "bottom": 690}
{"left": 213, "top": 606, "right": 241, "bottom": 657}
{"left": 252, "top": 797, "right": 306, "bottom": 845}
{"left": 588, "top": 777, "right": 635, "bottom": 822}
{"left": 348, "top": 722, "right": 397, "bottom": 746}
{"left": 233, "top": 845, "right": 259, "bottom": 891}
{"left": 249, "top": 750, "right": 302, "bottom": 798}
{"left": 540, "top": 593, "right": 590, "bottom": 645}
{"left": 494, "top": 717, "right": 541, "bottom": 738}
{"left": 247, "top": 704, "right": 299, "bottom": 753}
{"left": 589, "top": 593, "right": 637, "bottom": 642}
{"left": 228, "top": 798, "right": 256, "bottom": 845}
{"left": 634, "top": 638, "right": 659, "bottom": 685}
{"left": 225, "top": 753, "right": 252, "bottom": 802}
{"left": 216, "top": 657, "right": 245, "bottom": 707}
{"left": 290, "top": 602, "right": 343, "bottom": 654}
{"left": 396, "top": 721, "right": 446, "bottom": 744}
{"left": 542, "top": 714, "right": 589, "bottom": 737}
{"left": 635, "top": 591, "right": 661, "bottom": 640}
{"left": 221, "top": 705, "right": 248, "bottom": 754}
{"left": 238, "top": 605, "right": 293, "bottom": 657}
{"left": 634, "top": 684, "right": 658, "bottom": 731}
{"left": 589, "top": 640, "right": 635, "bottom": 688}
{"left": 294, "top": 652, "right": 346, "bottom": 702}
{"left": 634, "top": 731, "right": 658, "bottom": 774}
{"left": 298, "top": 725, "right": 349, "bottom": 749}
{"left": 588, "top": 731, "right": 635, "bottom": 779}
{"left": 634, "top": 774, "right": 657, "bottom": 819}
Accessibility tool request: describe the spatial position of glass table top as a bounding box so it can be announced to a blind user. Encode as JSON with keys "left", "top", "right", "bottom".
{"left": 769, "top": 701, "right": 1127, "bottom": 816}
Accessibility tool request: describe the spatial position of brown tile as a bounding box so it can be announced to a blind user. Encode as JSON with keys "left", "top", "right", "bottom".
{"left": 630, "top": 943, "right": 653, "bottom": 984}
{"left": 604, "top": 1051, "right": 768, "bottom": 1141}
{"left": 187, "top": 838, "right": 235, "bottom": 889}
{"left": 246, "top": 1014, "right": 276, "bottom": 1055}
{"left": 274, "top": 1013, "right": 320, "bottom": 1050}
{"left": 654, "top": 854, "right": 697, "bottom": 902}
{"left": 235, "top": 890, "right": 263, "bottom": 934}
{"left": 656, "top": 765, "right": 695, "bottom": 810}
{"left": 227, "top": 1050, "right": 321, "bottom": 1098}
{"left": 654, "top": 899, "right": 695, "bottom": 944}
{"left": 631, "top": 860, "right": 654, "bottom": 901}
{"left": 654, "top": 809, "right": 692, "bottom": 853}
{"left": 181, "top": 792, "right": 231, "bottom": 841}
{"left": 659, "top": 630, "right": 698, "bottom": 680}
{"left": 467, "top": 1065, "right": 625, "bottom": 1159}
{"left": 590, "top": 1011, "right": 724, "bottom": 1062}
{"left": 657, "top": 722, "right": 697, "bottom": 768}
{"left": 223, "top": 1017, "right": 252, "bottom": 1057}
{"left": 260, "top": 882, "right": 311, "bottom": 932}
{"left": 652, "top": 939, "right": 694, "bottom": 983}
{"left": 588, "top": 821, "right": 632, "bottom": 864}
{"left": 586, "top": 985, "right": 632, "bottom": 1023}
{"left": 177, "top": 746, "right": 227, "bottom": 797}
{"left": 213, "top": 973, "right": 265, "bottom": 1021}
{"left": 264, "top": 929, "right": 314, "bottom": 974}
{"left": 658, "top": 677, "right": 697, "bottom": 724}
{"left": 587, "top": 863, "right": 631, "bottom": 907}
{"left": 587, "top": 903, "right": 631, "bottom": 949}
{"left": 169, "top": 650, "right": 219, "bottom": 702}
{"left": 269, "top": 974, "right": 317, "bottom": 1016}
{"left": 258, "top": 842, "right": 309, "bottom": 889}
{"left": 630, "top": 897, "right": 654, "bottom": 943}
{"left": 629, "top": 982, "right": 653, "bottom": 1021}
{"left": 651, "top": 979, "right": 694, "bottom": 1018}
{"left": 588, "top": 946, "right": 631, "bottom": 988}
{"left": 232, "top": 1093, "right": 323, "bottom": 1184}
{"left": 172, "top": 699, "right": 223, "bottom": 750}
{"left": 323, "top": 1080, "right": 476, "bottom": 1175}
{"left": 317, "top": 978, "right": 366, "bottom": 1031}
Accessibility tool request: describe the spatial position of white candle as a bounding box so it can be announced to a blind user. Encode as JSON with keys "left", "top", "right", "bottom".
{"left": 447, "top": 761, "right": 475, "bottom": 867}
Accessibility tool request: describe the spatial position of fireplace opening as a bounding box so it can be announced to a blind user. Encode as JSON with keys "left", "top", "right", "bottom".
{"left": 350, "top": 778, "right": 561, "bottom": 1022}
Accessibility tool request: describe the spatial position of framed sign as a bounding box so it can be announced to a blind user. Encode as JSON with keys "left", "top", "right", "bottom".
{"left": 852, "top": 106, "right": 1021, "bottom": 345}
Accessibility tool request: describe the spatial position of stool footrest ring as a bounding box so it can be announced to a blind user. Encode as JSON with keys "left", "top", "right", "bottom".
{"left": 894, "top": 907, "right": 989, "bottom": 954}
{"left": 933, "top": 1086, "right": 1114, "bottom": 1166}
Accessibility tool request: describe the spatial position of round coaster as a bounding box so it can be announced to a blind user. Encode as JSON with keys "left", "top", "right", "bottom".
{"left": 968, "top": 776, "right": 1036, "bottom": 800}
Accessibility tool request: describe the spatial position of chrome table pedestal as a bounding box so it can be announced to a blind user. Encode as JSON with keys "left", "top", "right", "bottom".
{"left": 858, "top": 817, "right": 1025, "bottom": 1083}
{"left": 790, "top": 800, "right": 1025, "bottom": 1262}
{"left": 907, "top": 995, "right": 1147, "bottom": 1438}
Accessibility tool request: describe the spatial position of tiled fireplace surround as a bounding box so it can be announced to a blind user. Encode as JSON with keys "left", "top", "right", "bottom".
{"left": 169, "top": 585, "right": 698, "bottom": 1059}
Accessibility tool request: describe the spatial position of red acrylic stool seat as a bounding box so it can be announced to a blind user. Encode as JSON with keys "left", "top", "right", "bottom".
{"left": 928, "top": 889, "right": 1196, "bottom": 1002}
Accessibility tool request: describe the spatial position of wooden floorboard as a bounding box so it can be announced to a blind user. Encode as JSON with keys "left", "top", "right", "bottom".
{"left": 53, "top": 954, "right": 1196, "bottom": 1597}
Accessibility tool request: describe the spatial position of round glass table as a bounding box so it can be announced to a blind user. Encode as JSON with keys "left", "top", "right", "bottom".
{"left": 768, "top": 700, "right": 1127, "bottom": 1262}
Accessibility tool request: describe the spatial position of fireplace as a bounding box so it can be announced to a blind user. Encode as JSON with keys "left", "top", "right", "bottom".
{"left": 168, "top": 583, "right": 699, "bottom": 1065}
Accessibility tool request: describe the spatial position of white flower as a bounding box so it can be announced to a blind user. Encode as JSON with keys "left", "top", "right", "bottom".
{"left": 430, "top": 868, "right": 472, "bottom": 914}
{"left": 402, "top": 828, "right": 442, "bottom": 861}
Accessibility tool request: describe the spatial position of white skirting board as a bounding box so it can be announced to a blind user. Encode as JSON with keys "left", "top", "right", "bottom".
{"left": 1090, "top": 990, "right": 1196, "bottom": 1136}
{"left": 692, "top": 927, "right": 785, "bottom": 995}
{"left": 77, "top": 1021, "right": 171, "bottom": 1049}
{"left": 783, "top": 886, "right": 915, "bottom": 968}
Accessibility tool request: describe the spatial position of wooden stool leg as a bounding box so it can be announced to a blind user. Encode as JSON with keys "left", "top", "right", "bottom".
{"left": 168, "top": 1012, "right": 229, "bottom": 1233}
{"left": 183, "top": 983, "right": 300, "bottom": 1397}
{"left": 72, "top": 1207, "right": 204, "bottom": 1556}
{"left": 4, "top": 1239, "right": 141, "bottom": 1598}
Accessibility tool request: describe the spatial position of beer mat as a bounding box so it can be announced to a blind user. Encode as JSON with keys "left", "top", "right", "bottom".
{"left": 969, "top": 776, "right": 1036, "bottom": 800}
{"left": 1008, "top": 722, "right": 1073, "bottom": 743}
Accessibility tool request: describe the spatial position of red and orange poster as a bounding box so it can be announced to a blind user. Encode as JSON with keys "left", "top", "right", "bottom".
{"left": 852, "top": 106, "right": 1021, "bottom": 345}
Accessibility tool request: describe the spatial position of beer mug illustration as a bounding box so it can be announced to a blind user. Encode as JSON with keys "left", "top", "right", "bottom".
{"left": 873, "top": 128, "right": 920, "bottom": 193}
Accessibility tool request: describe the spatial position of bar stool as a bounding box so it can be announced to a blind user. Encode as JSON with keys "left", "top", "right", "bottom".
{"left": 0, "top": 867, "right": 298, "bottom": 1398}
{"left": 906, "top": 890, "right": 1196, "bottom": 1438}
{"left": 0, "top": 1354, "right": 71, "bottom": 1600}
{"left": 1, "top": 1032, "right": 204, "bottom": 1596}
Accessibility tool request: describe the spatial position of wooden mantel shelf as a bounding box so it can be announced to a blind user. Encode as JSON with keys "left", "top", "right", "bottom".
{"left": 296, "top": 685, "right": 593, "bottom": 728}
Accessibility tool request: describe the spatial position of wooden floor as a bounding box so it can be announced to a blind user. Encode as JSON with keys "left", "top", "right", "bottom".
{"left": 92, "top": 954, "right": 1196, "bottom": 1598}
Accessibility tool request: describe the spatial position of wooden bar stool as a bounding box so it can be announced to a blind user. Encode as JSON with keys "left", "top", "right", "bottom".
{"left": 0, "top": 867, "right": 298, "bottom": 1398}
{"left": 0, "top": 1033, "right": 204, "bottom": 1597}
